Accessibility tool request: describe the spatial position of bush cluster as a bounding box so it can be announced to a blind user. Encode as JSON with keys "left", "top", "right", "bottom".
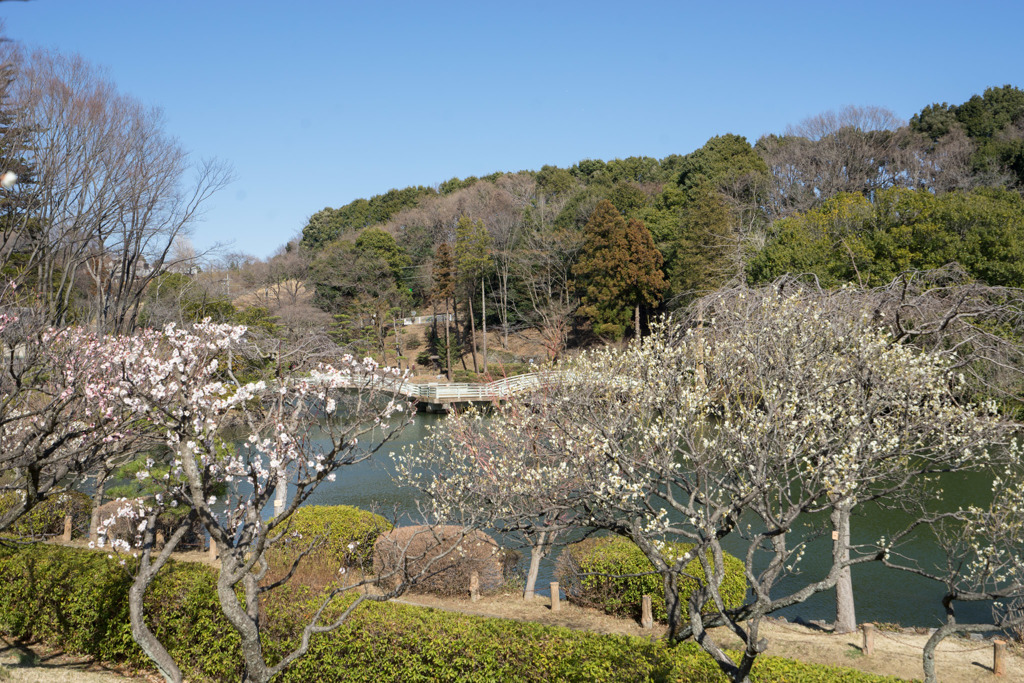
{"left": 0, "top": 544, "right": 900, "bottom": 683}
{"left": 0, "top": 490, "right": 91, "bottom": 539}
{"left": 556, "top": 536, "right": 747, "bottom": 622}
{"left": 269, "top": 505, "right": 392, "bottom": 570}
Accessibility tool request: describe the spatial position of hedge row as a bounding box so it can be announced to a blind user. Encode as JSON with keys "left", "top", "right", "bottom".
{"left": 268, "top": 504, "right": 393, "bottom": 570}
{"left": 0, "top": 544, "right": 905, "bottom": 682}
{"left": 0, "top": 490, "right": 92, "bottom": 539}
{"left": 557, "top": 536, "right": 748, "bottom": 622}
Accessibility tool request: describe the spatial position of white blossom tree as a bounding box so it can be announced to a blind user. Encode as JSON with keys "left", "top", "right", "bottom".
{"left": 396, "top": 398, "right": 581, "bottom": 600}
{"left": 404, "top": 289, "right": 1010, "bottom": 683}
{"left": 693, "top": 271, "right": 1024, "bottom": 632}
{"left": 880, "top": 453, "right": 1024, "bottom": 683}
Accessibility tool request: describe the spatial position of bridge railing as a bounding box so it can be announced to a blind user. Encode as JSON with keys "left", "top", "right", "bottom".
{"left": 302, "top": 370, "right": 571, "bottom": 404}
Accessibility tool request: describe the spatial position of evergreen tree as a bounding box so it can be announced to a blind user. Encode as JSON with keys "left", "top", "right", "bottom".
{"left": 668, "top": 184, "right": 735, "bottom": 299}
{"left": 431, "top": 242, "right": 456, "bottom": 379}
{"left": 574, "top": 200, "right": 667, "bottom": 340}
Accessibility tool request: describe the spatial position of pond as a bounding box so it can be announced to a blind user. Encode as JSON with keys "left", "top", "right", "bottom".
{"left": 295, "top": 412, "right": 999, "bottom": 629}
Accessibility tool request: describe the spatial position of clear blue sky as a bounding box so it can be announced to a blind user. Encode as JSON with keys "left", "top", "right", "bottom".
{"left": 3, "top": 0, "right": 1022, "bottom": 259}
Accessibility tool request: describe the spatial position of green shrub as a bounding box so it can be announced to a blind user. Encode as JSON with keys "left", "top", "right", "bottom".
{"left": 556, "top": 536, "right": 747, "bottom": 622}
{"left": 270, "top": 505, "right": 392, "bottom": 570}
{"left": 0, "top": 544, "right": 902, "bottom": 683}
{"left": 0, "top": 490, "right": 91, "bottom": 539}
{"left": 0, "top": 544, "right": 242, "bottom": 681}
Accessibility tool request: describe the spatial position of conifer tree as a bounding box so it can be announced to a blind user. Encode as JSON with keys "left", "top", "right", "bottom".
{"left": 431, "top": 242, "right": 456, "bottom": 379}
{"left": 574, "top": 200, "right": 666, "bottom": 339}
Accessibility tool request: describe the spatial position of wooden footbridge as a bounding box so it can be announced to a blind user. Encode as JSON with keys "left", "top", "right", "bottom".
{"left": 384, "top": 372, "right": 550, "bottom": 412}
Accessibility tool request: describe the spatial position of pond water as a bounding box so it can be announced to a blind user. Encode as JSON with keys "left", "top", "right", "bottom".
{"left": 294, "top": 412, "right": 998, "bottom": 629}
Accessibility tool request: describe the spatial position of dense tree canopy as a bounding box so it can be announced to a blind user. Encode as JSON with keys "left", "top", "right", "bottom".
{"left": 749, "top": 187, "right": 1024, "bottom": 287}
{"left": 215, "top": 83, "right": 1024, "bottom": 369}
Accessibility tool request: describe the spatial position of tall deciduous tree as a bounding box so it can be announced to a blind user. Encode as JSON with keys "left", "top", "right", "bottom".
{"left": 455, "top": 214, "right": 491, "bottom": 373}
{"left": 6, "top": 47, "right": 229, "bottom": 333}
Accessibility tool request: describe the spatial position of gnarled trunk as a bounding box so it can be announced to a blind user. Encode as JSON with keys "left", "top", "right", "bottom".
{"left": 831, "top": 501, "right": 857, "bottom": 634}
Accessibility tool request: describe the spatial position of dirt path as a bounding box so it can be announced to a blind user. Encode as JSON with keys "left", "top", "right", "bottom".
{"left": 399, "top": 592, "right": 1023, "bottom": 683}
{"left": 0, "top": 636, "right": 151, "bottom": 683}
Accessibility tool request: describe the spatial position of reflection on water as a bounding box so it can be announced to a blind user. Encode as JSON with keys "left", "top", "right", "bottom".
{"left": 292, "top": 412, "right": 998, "bottom": 627}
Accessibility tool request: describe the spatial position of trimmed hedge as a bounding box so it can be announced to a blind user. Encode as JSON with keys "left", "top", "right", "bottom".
{"left": 0, "top": 544, "right": 904, "bottom": 683}
{"left": 269, "top": 505, "right": 392, "bottom": 570}
{"left": 0, "top": 490, "right": 91, "bottom": 539}
{"left": 557, "top": 536, "right": 747, "bottom": 622}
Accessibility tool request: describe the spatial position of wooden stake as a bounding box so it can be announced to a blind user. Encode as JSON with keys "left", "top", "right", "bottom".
{"left": 208, "top": 538, "right": 217, "bottom": 562}
{"left": 994, "top": 639, "right": 1006, "bottom": 676}
{"left": 62, "top": 515, "right": 72, "bottom": 543}
{"left": 862, "top": 623, "right": 875, "bottom": 656}
{"left": 470, "top": 571, "right": 480, "bottom": 602}
{"left": 550, "top": 581, "right": 560, "bottom": 612}
{"left": 641, "top": 594, "right": 653, "bottom": 630}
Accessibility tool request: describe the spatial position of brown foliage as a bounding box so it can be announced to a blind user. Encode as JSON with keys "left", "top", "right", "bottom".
{"left": 373, "top": 525, "right": 506, "bottom": 596}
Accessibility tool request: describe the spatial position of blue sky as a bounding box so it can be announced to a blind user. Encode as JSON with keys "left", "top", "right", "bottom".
{"left": 2, "top": 1, "right": 1022, "bottom": 259}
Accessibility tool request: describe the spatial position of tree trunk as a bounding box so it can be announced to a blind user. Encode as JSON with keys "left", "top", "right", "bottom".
{"left": 394, "top": 316, "right": 403, "bottom": 369}
{"left": 922, "top": 623, "right": 957, "bottom": 683}
{"left": 523, "top": 531, "right": 548, "bottom": 600}
{"left": 468, "top": 288, "right": 478, "bottom": 373}
{"left": 634, "top": 304, "right": 641, "bottom": 338}
{"left": 217, "top": 574, "right": 272, "bottom": 683}
{"left": 273, "top": 464, "right": 287, "bottom": 518}
{"left": 454, "top": 296, "right": 468, "bottom": 371}
{"left": 481, "top": 275, "right": 487, "bottom": 376}
{"left": 128, "top": 522, "right": 193, "bottom": 683}
{"left": 130, "top": 572, "right": 184, "bottom": 683}
{"left": 831, "top": 502, "right": 857, "bottom": 634}
{"left": 89, "top": 470, "right": 108, "bottom": 543}
{"left": 444, "top": 298, "right": 452, "bottom": 381}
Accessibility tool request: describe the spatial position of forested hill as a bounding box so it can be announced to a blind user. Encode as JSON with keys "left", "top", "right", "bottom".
{"left": 226, "top": 85, "right": 1024, "bottom": 362}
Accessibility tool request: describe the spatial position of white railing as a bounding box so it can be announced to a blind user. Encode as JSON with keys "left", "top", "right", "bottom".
{"left": 400, "top": 314, "right": 451, "bottom": 326}
{"left": 396, "top": 371, "right": 550, "bottom": 402}
{"left": 304, "top": 371, "right": 554, "bottom": 404}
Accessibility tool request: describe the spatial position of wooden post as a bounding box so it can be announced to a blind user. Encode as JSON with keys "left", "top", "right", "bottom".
{"left": 994, "top": 639, "right": 1006, "bottom": 676}
{"left": 62, "top": 515, "right": 72, "bottom": 543}
{"left": 155, "top": 530, "right": 165, "bottom": 550}
{"left": 208, "top": 537, "right": 217, "bottom": 562}
{"left": 470, "top": 571, "right": 480, "bottom": 602}
{"left": 862, "top": 623, "right": 875, "bottom": 656}
{"left": 641, "top": 594, "right": 653, "bottom": 630}
{"left": 550, "top": 581, "right": 560, "bottom": 612}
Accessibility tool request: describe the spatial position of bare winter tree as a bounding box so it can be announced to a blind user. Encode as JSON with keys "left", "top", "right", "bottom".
{"left": 512, "top": 225, "right": 582, "bottom": 360}
{"left": 4, "top": 47, "right": 229, "bottom": 333}
{"left": 756, "top": 105, "right": 974, "bottom": 218}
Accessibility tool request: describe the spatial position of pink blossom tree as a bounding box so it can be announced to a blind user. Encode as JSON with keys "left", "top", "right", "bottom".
{"left": 88, "top": 321, "right": 423, "bottom": 682}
